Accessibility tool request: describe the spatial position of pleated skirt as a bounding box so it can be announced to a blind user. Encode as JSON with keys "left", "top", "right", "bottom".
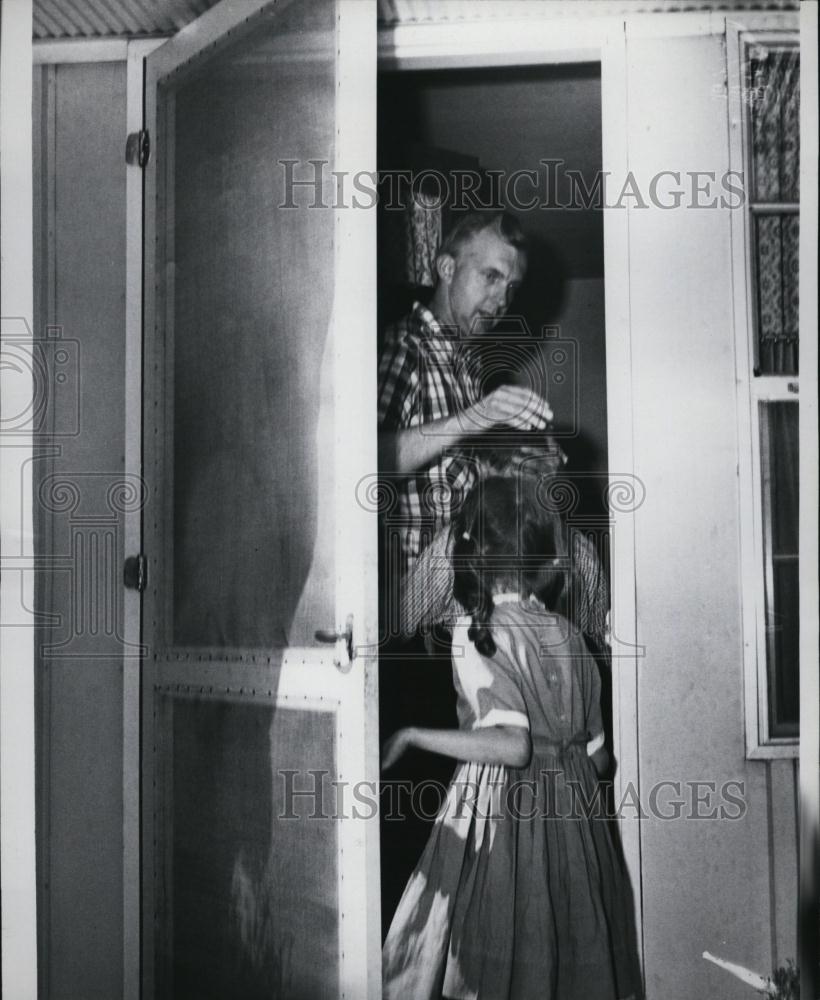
{"left": 383, "top": 744, "right": 641, "bottom": 1000}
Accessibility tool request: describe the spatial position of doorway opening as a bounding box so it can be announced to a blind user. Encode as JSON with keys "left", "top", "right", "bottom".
{"left": 376, "top": 61, "right": 610, "bottom": 932}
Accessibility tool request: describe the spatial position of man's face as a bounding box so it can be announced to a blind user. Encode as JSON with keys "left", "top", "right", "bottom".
{"left": 439, "top": 227, "right": 526, "bottom": 335}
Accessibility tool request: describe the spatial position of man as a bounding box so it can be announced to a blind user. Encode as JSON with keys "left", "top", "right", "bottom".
{"left": 377, "top": 210, "right": 553, "bottom": 575}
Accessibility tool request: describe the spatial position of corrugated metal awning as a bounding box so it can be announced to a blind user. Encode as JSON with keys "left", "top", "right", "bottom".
{"left": 33, "top": 0, "right": 800, "bottom": 39}
{"left": 376, "top": 0, "right": 799, "bottom": 24}
{"left": 33, "top": 0, "right": 221, "bottom": 39}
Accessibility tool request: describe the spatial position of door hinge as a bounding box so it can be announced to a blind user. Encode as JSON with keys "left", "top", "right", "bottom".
{"left": 126, "top": 129, "right": 150, "bottom": 168}
{"left": 124, "top": 554, "right": 148, "bottom": 593}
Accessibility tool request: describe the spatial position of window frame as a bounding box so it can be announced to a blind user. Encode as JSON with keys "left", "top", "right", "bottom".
{"left": 728, "top": 23, "right": 800, "bottom": 759}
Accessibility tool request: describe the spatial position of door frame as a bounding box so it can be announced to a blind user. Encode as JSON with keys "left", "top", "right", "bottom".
{"left": 31, "top": 34, "right": 164, "bottom": 1000}
{"left": 378, "top": 12, "right": 646, "bottom": 967}
{"left": 1, "top": 2, "right": 36, "bottom": 998}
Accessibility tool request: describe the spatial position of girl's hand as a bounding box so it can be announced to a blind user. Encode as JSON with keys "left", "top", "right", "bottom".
{"left": 381, "top": 728, "right": 415, "bottom": 772}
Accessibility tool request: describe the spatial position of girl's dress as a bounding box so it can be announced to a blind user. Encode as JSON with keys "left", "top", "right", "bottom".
{"left": 382, "top": 595, "right": 641, "bottom": 1000}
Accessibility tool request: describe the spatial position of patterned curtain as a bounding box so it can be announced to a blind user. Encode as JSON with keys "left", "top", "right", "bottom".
{"left": 750, "top": 47, "right": 800, "bottom": 375}
{"left": 383, "top": 190, "right": 442, "bottom": 289}
{"left": 754, "top": 215, "right": 799, "bottom": 375}
{"left": 750, "top": 47, "right": 800, "bottom": 201}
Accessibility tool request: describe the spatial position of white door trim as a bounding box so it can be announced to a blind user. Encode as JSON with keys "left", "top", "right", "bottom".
{"left": 1, "top": 2, "right": 37, "bottom": 998}
{"left": 123, "top": 36, "right": 165, "bottom": 1000}
{"left": 335, "top": 3, "right": 382, "bottom": 994}
{"left": 797, "top": 7, "right": 820, "bottom": 1000}
{"left": 376, "top": 13, "right": 645, "bottom": 971}
{"left": 33, "top": 38, "right": 133, "bottom": 63}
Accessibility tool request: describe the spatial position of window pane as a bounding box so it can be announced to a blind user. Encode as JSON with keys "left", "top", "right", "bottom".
{"left": 754, "top": 214, "right": 799, "bottom": 375}
{"left": 750, "top": 47, "right": 800, "bottom": 202}
{"left": 771, "top": 560, "right": 799, "bottom": 733}
{"left": 154, "top": 694, "right": 340, "bottom": 999}
{"left": 760, "top": 401, "right": 799, "bottom": 736}
{"left": 158, "top": 0, "right": 337, "bottom": 649}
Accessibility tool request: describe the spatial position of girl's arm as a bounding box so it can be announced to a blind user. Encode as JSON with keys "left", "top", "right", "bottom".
{"left": 382, "top": 725, "right": 531, "bottom": 772}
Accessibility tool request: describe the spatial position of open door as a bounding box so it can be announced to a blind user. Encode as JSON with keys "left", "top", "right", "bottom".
{"left": 141, "top": 1, "right": 379, "bottom": 996}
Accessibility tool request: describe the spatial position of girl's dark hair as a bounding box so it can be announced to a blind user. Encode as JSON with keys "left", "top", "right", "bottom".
{"left": 452, "top": 476, "right": 574, "bottom": 657}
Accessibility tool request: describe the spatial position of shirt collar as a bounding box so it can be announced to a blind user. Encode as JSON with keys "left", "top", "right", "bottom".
{"left": 492, "top": 591, "right": 522, "bottom": 606}
{"left": 492, "top": 592, "right": 545, "bottom": 609}
{"left": 412, "top": 300, "right": 459, "bottom": 342}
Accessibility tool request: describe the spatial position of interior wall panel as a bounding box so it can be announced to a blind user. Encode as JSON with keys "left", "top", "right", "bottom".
{"left": 33, "top": 59, "right": 128, "bottom": 1000}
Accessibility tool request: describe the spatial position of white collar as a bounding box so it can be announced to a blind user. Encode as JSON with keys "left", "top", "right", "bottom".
{"left": 492, "top": 592, "right": 522, "bottom": 606}
{"left": 492, "top": 592, "right": 545, "bottom": 609}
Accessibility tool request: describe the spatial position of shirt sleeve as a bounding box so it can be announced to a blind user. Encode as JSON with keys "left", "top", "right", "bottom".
{"left": 399, "top": 527, "right": 455, "bottom": 637}
{"left": 451, "top": 618, "right": 530, "bottom": 731}
{"left": 572, "top": 530, "right": 609, "bottom": 645}
{"left": 377, "top": 332, "right": 420, "bottom": 430}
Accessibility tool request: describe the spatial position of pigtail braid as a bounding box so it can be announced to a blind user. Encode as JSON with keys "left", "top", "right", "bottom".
{"left": 467, "top": 583, "right": 497, "bottom": 657}
{"left": 452, "top": 501, "right": 498, "bottom": 658}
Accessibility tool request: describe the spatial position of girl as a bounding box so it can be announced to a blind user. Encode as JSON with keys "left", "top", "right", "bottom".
{"left": 382, "top": 477, "right": 640, "bottom": 1000}
{"left": 398, "top": 443, "right": 610, "bottom": 649}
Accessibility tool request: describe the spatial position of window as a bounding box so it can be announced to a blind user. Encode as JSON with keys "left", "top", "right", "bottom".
{"left": 730, "top": 29, "right": 800, "bottom": 756}
{"left": 759, "top": 401, "right": 799, "bottom": 738}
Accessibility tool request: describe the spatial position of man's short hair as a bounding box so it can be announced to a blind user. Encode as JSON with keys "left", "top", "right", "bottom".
{"left": 437, "top": 210, "right": 528, "bottom": 265}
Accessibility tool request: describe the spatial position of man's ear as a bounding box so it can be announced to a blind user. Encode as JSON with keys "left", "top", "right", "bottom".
{"left": 436, "top": 253, "right": 455, "bottom": 285}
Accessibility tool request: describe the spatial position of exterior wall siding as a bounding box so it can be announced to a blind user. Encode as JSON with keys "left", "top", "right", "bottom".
{"left": 623, "top": 27, "right": 798, "bottom": 998}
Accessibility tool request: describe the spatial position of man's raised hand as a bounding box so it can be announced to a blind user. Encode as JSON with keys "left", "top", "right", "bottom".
{"left": 469, "top": 385, "right": 554, "bottom": 431}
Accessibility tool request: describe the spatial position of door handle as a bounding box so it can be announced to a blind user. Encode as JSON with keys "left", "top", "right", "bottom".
{"left": 314, "top": 615, "right": 354, "bottom": 669}
{"left": 124, "top": 554, "right": 148, "bottom": 592}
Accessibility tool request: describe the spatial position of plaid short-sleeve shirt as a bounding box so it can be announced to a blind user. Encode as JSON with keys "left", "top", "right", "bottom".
{"left": 378, "top": 302, "right": 481, "bottom": 567}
